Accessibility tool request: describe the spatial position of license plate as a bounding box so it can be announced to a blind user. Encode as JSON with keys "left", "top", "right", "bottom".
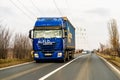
{"left": 45, "top": 53, "right": 52, "bottom": 56}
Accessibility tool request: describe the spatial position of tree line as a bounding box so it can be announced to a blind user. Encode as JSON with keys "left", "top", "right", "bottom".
{"left": 99, "top": 19, "right": 120, "bottom": 58}
{"left": 0, "top": 24, "right": 32, "bottom": 60}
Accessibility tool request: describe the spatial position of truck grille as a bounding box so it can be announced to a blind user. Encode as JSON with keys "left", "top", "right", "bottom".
{"left": 39, "top": 44, "right": 56, "bottom": 51}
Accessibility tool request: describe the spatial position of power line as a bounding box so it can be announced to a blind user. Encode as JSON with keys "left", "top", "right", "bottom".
{"left": 53, "top": 0, "right": 63, "bottom": 16}
{"left": 30, "top": 0, "right": 42, "bottom": 16}
{"left": 0, "top": 18, "right": 5, "bottom": 24}
{"left": 9, "top": 0, "right": 33, "bottom": 21}
{"left": 17, "top": 0, "right": 36, "bottom": 17}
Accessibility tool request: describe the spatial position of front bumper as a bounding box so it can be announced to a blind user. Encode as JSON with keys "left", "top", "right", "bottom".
{"left": 33, "top": 51, "right": 64, "bottom": 60}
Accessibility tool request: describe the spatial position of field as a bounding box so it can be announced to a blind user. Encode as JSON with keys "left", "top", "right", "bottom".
{"left": 0, "top": 59, "right": 33, "bottom": 68}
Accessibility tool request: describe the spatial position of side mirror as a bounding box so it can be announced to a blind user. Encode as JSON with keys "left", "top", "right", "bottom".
{"left": 29, "top": 30, "right": 33, "bottom": 39}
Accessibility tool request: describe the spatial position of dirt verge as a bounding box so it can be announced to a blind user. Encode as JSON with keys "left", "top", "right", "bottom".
{"left": 97, "top": 53, "right": 120, "bottom": 71}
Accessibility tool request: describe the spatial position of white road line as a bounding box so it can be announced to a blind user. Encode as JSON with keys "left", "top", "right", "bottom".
{"left": 39, "top": 54, "right": 88, "bottom": 80}
{"left": 99, "top": 56, "right": 120, "bottom": 76}
{"left": 1, "top": 63, "right": 52, "bottom": 80}
{"left": 0, "top": 61, "right": 34, "bottom": 70}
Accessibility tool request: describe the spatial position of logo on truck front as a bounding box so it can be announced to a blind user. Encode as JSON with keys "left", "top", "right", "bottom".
{"left": 68, "top": 27, "right": 72, "bottom": 43}
{"left": 38, "top": 39, "right": 55, "bottom": 45}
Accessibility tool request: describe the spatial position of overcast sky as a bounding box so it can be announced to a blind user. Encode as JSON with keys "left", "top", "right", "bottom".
{"left": 0, "top": 0, "right": 120, "bottom": 50}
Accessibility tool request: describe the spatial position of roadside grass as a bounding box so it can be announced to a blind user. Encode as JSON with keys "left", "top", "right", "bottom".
{"left": 0, "top": 58, "right": 33, "bottom": 68}
{"left": 98, "top": 53, "right": 120, "bottom": 70}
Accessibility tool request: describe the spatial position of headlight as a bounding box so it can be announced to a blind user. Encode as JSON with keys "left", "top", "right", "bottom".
{"left": 34, "top": 53, "right": 39, "bottom": 58}
{"left": 58, "top": 52, "right": 62, "bottom": 57}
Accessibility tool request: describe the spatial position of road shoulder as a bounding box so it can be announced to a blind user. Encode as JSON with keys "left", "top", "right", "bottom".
{"left": 98, "top": 55, "right": 120, "bottom": 79}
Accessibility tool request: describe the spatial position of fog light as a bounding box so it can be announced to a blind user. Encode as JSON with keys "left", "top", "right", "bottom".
{"left": 58, "top": 52, "right": 62, "bottom": 57}
{"left": 34, "top": 53, "right": 39, "bottom": 58}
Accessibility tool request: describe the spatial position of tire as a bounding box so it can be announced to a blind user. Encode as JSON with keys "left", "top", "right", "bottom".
{"left": 60, "top": 52, "right": 67, "bottom": 63}
{"left": 35, "top": 60, "right": 40, "bottom": 63}
{"left": 66, "top": 52, "right": 70, "bottom": 61}
{"left": 71, "top": 53, "right": 74, "bottom": 59}
{"left": 70, "top": 52, "right": 74, "bottom": 59}
{"left": 60, "top": 58, "right": 66, "bottom": 63}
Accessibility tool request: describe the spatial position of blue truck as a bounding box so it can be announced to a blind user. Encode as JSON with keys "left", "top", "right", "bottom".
{"left": 29, "top": 17, "right": 75, "bottom": 62}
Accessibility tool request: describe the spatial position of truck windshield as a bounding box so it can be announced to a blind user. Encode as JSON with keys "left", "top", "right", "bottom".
{"left": 33, "top": 30, "right": 62, "bottom": 38}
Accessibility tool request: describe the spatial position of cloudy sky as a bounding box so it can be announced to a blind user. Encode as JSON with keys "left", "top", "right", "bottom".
{"left": 0, "top": 0, "right": 120, "bottom": 50}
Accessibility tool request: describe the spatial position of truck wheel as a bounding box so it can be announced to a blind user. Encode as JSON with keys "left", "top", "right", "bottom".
{"left": 61, "top": 58, "right": 66, "bottom": 63}
{"left": 60, "top": 53, "right": 66, "bottom": 63}
{"left": 70, "top": 53, "right": 74, "bottom": 59}
{"left": 36, "top": 60, "right": 40, "bottom": 63}
{"left": 66, "top": 52, "right": 70, "bottom": 61}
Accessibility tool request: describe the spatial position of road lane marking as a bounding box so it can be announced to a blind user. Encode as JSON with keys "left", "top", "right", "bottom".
{"left": 0, "top": 61, "right": 35, "bottom": 70}
{"left": 99, "top": 56, "right": 120, "bottom": 76}
{"left": 1, "top": 63, "right": 53, "bottom": 80}
{"left": 39, "top": 54, "right": 89, "bottom": 80}
{"left": 76, "top": 54, "right": 90, "bottom": 80}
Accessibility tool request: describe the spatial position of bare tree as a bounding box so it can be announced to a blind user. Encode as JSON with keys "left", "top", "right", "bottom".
{"left": 99, "top": 43, "right": 105, "bottom": 52}
{"left": 13, "top": 33, "right": 32, "bottom": 59}
{"left": 108, "top": 19, "right": 120, "bottom": 57}
{"left": 0, "top": 25, "right": 12, "bottom": 59}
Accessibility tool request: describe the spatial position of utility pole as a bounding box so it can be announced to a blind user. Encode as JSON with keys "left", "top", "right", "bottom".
{"left": 76, "top": 27, "right": 87, "bottom": 50}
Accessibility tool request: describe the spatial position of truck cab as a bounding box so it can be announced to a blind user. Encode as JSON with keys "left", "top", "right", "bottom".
{"left": 29, "top": 17, "right": 75, "bottom": 62}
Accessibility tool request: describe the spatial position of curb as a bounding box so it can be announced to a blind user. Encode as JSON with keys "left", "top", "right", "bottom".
{"left": 99, "top": 56, "right": 120, "bottom": 78}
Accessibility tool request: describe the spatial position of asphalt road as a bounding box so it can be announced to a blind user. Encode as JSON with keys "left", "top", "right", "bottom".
{"left": 0, "top": 53, "right": 120, "bottom": 80}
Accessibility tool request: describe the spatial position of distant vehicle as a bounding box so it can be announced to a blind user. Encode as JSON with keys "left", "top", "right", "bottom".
{"left": 82, "top": 50, "right": 90, "bottom": 54}
{"left": 29, "top": 17, "right": 75, "bottom": 62}
{"left": 82, "top": 51, "right": 87, "bottom": 54}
